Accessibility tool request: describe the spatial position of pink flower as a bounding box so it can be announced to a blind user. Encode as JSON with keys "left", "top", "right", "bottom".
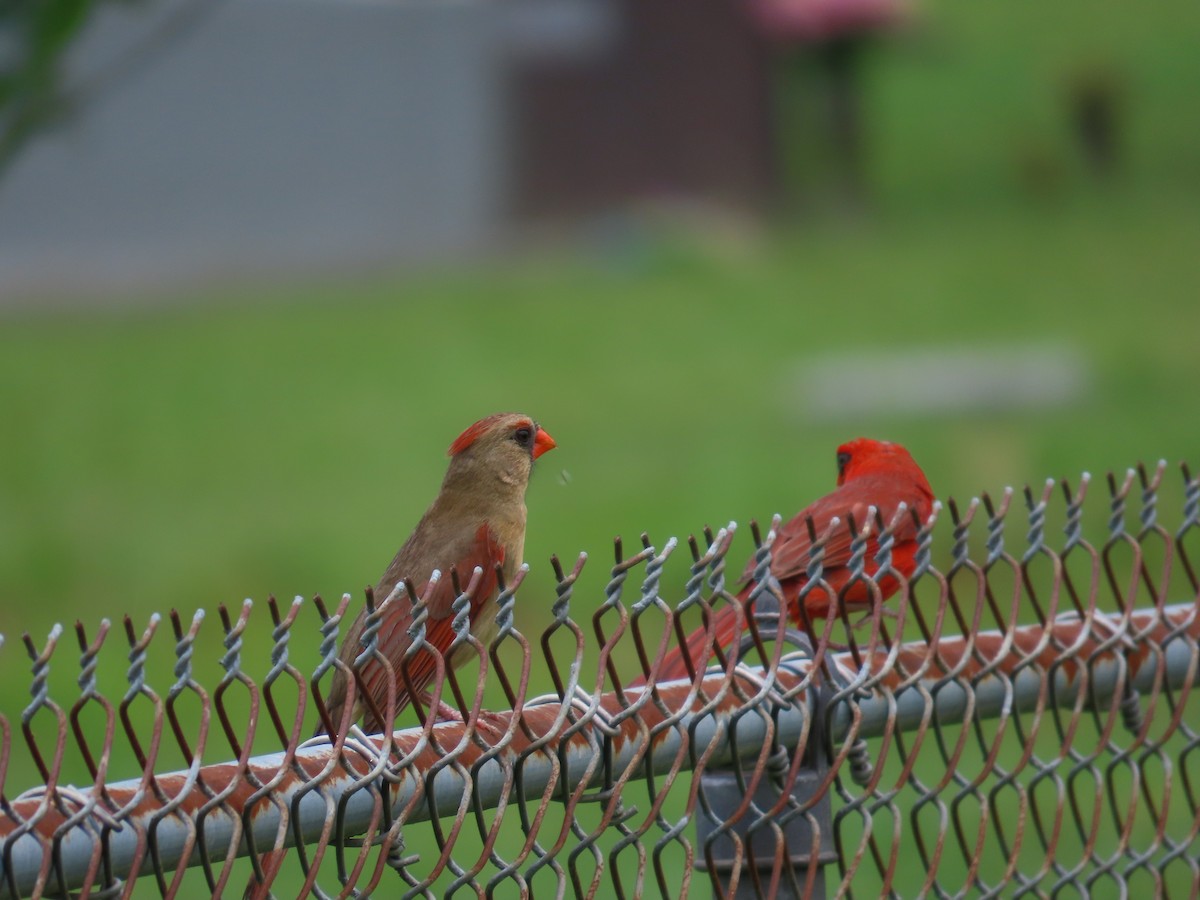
{"left": 749, "top": 0, "right": 908, "bottom": 42}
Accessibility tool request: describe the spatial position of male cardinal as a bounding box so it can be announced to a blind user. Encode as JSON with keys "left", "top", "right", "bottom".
{"left": 321, "top": 411, "right": 556, "bottom": 736}
{"left": 647, "top": 437, "right": 934, "bottom": 683}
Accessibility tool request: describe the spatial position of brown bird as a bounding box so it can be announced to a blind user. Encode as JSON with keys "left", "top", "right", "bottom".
{"left": 321, "top": 411, "right": 556, "bottom": 737}
{"left": 248, "top": 415, "right": 555, "bottom": 899}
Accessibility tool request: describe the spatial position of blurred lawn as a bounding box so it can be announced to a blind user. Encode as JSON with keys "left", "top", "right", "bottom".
{"left": 2, "top": 189, "right": 1197, "bottom": 644}
{"left": 0, "top": 0, "right": 1198, "bottom": 892}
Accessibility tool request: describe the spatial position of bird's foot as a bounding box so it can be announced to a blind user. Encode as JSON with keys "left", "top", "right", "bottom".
{"left": 473, "top": 709, "right": 513, "bottom": 742}
{"left": 851, "top": 607, "right": 899, "bottom": 630}
{"left": 420, "top": 693, "right": 508, "bottom": 742}
{"left": 452, "top": 706, "right": 509, "bottom": 743}
{"left": 427, "top": 696, "right": 465, "bottom": 723}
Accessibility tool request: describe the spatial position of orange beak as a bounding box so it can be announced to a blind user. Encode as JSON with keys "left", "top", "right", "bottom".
{"left": 532, "top": 427, "right": 557, "bottom": 460}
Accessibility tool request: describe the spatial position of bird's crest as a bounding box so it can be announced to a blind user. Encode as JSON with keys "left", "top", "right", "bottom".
{"left": 448, "top": 413, "right": 527, "bottom": 456}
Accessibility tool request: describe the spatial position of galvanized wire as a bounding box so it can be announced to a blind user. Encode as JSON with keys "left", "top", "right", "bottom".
{"left": 0, "top": 462, "right": 1198, "bottom": 898}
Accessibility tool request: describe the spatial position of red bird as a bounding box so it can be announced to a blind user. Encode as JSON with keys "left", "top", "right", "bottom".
{"left": 321, "top": 412, "right": 556, "bottom": 736}
{"left": 649, "top": 437, "right": 935, "bottom": 683}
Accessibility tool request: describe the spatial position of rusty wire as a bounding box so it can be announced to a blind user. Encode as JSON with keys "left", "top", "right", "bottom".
{"left": 0, "top": 462, "right": 1198, "bottom": 898}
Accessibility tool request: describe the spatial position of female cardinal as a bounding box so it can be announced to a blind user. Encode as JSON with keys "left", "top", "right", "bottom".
{"left": 248, "top": 413, "right": 556, "bottom": 900}
{"left": 320, "top": 412, "right": 556, "bottom": 737}
{"left": 648, "top": 437, "right": 935, "bottom": 683}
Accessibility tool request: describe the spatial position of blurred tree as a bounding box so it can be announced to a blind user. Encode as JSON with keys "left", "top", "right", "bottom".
{"left": 1066, "top": 62, "right": 1124, "bottom": 180}
{"left": 0, "top": 0, "right": 216, "bottom": 178}
{"left": 0, "top": 0, "right": 111, "bottom": 173}
{"left": 751, "top": 0, "right": 911, "bottom": 215}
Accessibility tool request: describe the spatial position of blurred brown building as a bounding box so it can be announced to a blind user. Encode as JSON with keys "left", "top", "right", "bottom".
{"left": 509, "top": 0, "right": 774, "bottom": 221}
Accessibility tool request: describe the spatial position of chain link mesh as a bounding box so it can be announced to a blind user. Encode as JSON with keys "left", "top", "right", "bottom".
{"left": 0, "top": 461, "right": 1197, "bottom": 898}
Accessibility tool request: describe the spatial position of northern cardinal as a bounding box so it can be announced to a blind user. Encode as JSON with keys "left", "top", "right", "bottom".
{"left": 247, "top": 413, "right": 555, "bottom": 898}
{"left": 646, "top": 437, "right": 934, "bottom": 684}
{"left": 318, "top": 411, "right": 557, "bottom": 737}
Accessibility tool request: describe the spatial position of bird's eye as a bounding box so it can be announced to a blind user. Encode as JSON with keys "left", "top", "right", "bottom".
{"left": 836, "top": 451, "right": 851, "bottom": 476}
{"left": 513, "top": 427, "right": 533, "bottom": 447}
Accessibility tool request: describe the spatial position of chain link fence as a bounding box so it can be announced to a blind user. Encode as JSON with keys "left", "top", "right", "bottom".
{"left": 0, "top": 461, "right": 1197, "bottom": 898}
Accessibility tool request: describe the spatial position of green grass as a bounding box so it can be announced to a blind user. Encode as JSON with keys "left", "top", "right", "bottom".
{"left": 2, "top": 190, "right": 1197, "bottom": 643}
{"left": 1, "top": 0, "right": 1199, "bottom": 893}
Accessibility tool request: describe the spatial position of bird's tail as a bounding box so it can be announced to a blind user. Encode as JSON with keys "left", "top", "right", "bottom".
{"left": 243, "top": 687, "right": 350, "bottom": 897}
{"left": 245, "top": 660, "right": 382, "bottom": 897}
{"left": 632, "top": 585, "right": 754, "bottom": 687}
{"left": 315, "top": 674, "right": 359, "bottom": 740}
{"left": 242, "top": 846, "right": 288, "bottom": 900}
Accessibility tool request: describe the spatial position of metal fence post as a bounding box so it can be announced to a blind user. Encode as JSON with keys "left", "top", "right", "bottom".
{"left": 693, "top": 564, "right": 837, "bottom": 899}
{"left": 694, "top": 700, "right": 836, "bottom": 898}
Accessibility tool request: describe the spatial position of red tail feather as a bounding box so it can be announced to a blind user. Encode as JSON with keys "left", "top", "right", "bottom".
{"left": 634, "top": 586, "right": 753, "bottom": 686}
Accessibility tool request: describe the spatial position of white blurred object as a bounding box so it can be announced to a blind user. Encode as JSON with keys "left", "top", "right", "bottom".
{"left": 794, "top": 342, "right": 1091, "bottom": 420}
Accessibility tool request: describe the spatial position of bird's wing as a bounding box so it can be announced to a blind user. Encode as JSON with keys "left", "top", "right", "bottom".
{"left": 360, "top": 524, "right": 503, "bottom": 733}
{"left": 744, "top": 492, "right": 854, "bottom": 584}
{"left": 753, "top": 478, "right": 924, "bottom": 584}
